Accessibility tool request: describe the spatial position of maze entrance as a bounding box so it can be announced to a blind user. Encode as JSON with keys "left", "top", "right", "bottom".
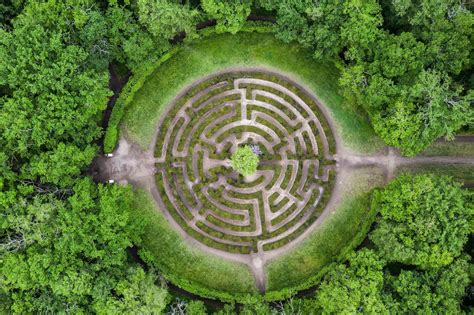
{"left": 154, "top": 70, "right": 337, "bottom": 256}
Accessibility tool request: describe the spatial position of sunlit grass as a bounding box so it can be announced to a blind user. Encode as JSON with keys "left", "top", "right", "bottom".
{"left": 122, "top": 32, "right": 383, "bottom": 153}
{"left": 266, "top": 167, "right": 386, "bottom": 295}
{"left": 132, "top": 189, "right": 258, "bottom": 300}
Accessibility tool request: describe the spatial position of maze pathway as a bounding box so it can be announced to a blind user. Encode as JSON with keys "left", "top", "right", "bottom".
{"left": 96, "top": 70, "right": 474, "bottom": 291}
{"left": 153, "top": 71, "right": 337, "bottom": 256}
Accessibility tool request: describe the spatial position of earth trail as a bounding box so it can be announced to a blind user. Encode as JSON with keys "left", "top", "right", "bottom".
{"left": 96, "top": 136, "right": 474, "bottom": 292}
{"left": 95, "top": 67, "right": 474, "bottom": 293}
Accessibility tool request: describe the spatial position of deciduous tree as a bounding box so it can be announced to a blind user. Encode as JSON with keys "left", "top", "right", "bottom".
{"left": 137, "top": 0, "right": 200, "bottom": 40}
{"left": 0, "top": 180, "right": 165, "bottom": 313}
{"left": 231, "top": 146, "right": 259, "bottom": 176}
{"left": 202, "top": 0, "right": 252, "bottom": 34}
{"left": 384, "top": 257, "right": 470, "bottom": 314}
{"left": 370, "top": 174, "right": 472, "bottom": 268}
{"left": 314, "top": 249, "right": 387, "bottom": 314}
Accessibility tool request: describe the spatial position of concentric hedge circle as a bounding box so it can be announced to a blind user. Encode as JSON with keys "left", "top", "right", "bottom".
{"left": 153, "top": 70, "right": 337, "bottom": 256}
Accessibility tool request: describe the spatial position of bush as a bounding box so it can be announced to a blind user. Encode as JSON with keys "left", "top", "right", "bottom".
{"left": 103, "top": 48, "right": 179, "bottom": 153}
{"left": 230, "top": 146, "right": 259, "bottom": 176}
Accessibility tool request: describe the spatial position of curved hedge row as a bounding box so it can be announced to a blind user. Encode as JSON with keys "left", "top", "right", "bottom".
{"left": 265, "top": 190, "right": 378, "bottom": 300}
{"left": 132, "top": 190, "right": 259, "bottom": 302}
{"left": 104, "top": 22, "right": 274, "bottom": 153}
{"left": 110, "top": 31, "right": 385, "bottom": 302}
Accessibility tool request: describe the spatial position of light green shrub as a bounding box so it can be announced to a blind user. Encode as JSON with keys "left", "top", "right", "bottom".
{"left": 230, "top": 146, "right": 259, "bottom": 176}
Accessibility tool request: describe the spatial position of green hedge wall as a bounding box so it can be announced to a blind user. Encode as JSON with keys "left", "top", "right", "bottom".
{"left": 103, "top": 22, "right": 274, "bottom": 153}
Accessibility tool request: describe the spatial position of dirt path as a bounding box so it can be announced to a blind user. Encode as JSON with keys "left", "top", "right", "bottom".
{"left": 97, "top": 64, "right": 131, "bottom": 152}
{"left": 341, "top": 148, "right": 474, "bottom": 180}
{"left": 95, "top": 67, "right": 474, "bottom": 293}
{"left": 437, "top": 135, "right": 474, "bottom": 143}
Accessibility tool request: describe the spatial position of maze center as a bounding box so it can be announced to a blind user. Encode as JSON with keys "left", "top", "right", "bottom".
{"left": 153, "top": 70, "right": 337, "bottom": 257}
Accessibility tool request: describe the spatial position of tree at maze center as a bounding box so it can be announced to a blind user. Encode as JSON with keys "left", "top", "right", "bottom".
{"left": 153, "top": 70, "right": 337, "bottom": 255}
{"left": 230, "top": 145, "right": 259, "bottom": 177}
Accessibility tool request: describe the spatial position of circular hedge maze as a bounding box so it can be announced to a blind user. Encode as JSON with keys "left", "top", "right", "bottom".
{"left": 154, "top": 70, "right": 337, "bottom": 256}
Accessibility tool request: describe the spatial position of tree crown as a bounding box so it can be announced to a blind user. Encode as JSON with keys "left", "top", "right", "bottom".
{"left": 230, "top": 146, "right": 259, "bottom": 177}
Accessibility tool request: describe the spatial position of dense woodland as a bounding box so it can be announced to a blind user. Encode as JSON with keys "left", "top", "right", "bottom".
{"left": 0, "top": 0, "right": 473, "bottom": 313}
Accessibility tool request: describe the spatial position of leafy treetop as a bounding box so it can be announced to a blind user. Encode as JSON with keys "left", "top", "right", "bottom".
{"left": 230, "top": 146, "right": 259, "bottom": 177}
{"left": 260, "top": 0, "right": 473, "bottom": 155}
{"left": 313, "top": 249, "right": 387, "bottom": 314}
{"left": 370, "top": 174, "right": 472, "bottom": 269}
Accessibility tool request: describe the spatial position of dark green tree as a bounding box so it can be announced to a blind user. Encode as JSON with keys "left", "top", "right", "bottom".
{"left": 202, "top": 0, "right": 252, "bottom": 34}
{"left": 340, "top": 1, "right": 473, "bottom": 155}
{"left": 0, "top": 0, "right": 26, "bottom": 27}
{"left": 92, "top": 267, "right": 168, "bottom": 314}
{"left": 256, "top": 0, "right": 316, "bottom": 47}
{"left": 314, "top": 249, "right": 387, "bottom": 314}
{"left": 0, "top": 1, "right": 111, "bottom": 182}
{"left": 384, "top": 257, "right": 470, "bottom": 314}
{"left": 25, "top": 143, "right": 96, "bottom": 187}
{"left": 0, "top": 1, "right": 172, "bottom": 313}
{"left": 0, "top": 180, "right": 167, "bottom": 313}
{"left": 370, "top": 174, "right": 472, "bottom": 269}
{"left": 137, "top": 0, "right": 200, "bottom": 40}
{"left": 285, "top": 0, "right": 474, "bottom": 155}
{"left": 239, "top": 299, "right": 271, "bottom": 315}
{"left": 105, "top": 5, "right": 170, "bottom": 72}
{"left": 187, "top": 300, "right": 208, "bottom": 315}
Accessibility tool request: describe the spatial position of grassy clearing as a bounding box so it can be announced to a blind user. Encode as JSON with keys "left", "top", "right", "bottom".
{"left": 396, "top": 164, "right": 474, "bottom": 183}
{"left": 152, "top": 70, "right": 338, "bottom": 255}
{"left": 122, "top": 32, "right": 383, "bottom": 154}
{"left": 420, "top": 141, "right": 474, "bottom": 157}
{"left": 265, "top": 167, "right": 386, "bottom": 297}
{"left": 132, "top": 189, "right": 258, "bottom": 300}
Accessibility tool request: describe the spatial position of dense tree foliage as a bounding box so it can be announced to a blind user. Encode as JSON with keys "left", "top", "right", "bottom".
{"left": 259, "top": 0, "right": 474, "bottom": 155}
{"left": 231, "top": 146, "right": 259, "bottom": 176}
{"left": 384, "top": 257, "right": 470, "bottom": 314}
{"left": 370, "top": 174, "right": 472, "bottom": 268}
{"left": 256, "top": 0, "right": 315, "bottom": 47}
{"left": 0, "top": 1, "right": 169, "bottom": 312}
{"left": 186, "top": 300, "right": 208, "bottom": 315}
{"left": 303, "top": 251, "right": 471, "bottom": 315}
{"left": 0, "top": 0, "right": 25, "bottom": 27}
{"left": 137, "top": 0, "right": 200, "bottom": 40}
{"left": 202, "top": 0, "right": 252, "bottom": 34}
{"left": 313, "top": 249, "right": 387, "bottom": 314}
{"left": 0, "top": 1, "right": 110, "bottom": 183}
{"left": 292, "top": 174, "right": 472, "bottom": 314}
{"left": 0, "top": 180, "right": 168, "bottom": 313}
{"left": 1, "top": 0, "right": 473, "bottom": 312}
{"left": 105, "top": 5, "right": 170, "bottom": 72}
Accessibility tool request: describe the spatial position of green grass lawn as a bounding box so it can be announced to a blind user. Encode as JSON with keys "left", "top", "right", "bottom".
{"left": 132, "top": 189, "right": 258, "bottom": 301}
{"left": 265, "top": 167, "right": 386, "bottom": 297}
{"left": 119, "top": 31, "right": 388, "bottom": 300}
{"left": 122, "top": 32, "right": 383, "bottom": 154}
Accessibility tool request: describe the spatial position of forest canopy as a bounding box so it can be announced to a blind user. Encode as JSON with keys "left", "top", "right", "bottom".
{"left": 0, "top": 0, "right": 472, "bottom": 313}
{"left": 263, "top": 0, "right": 474, "bottom": 156}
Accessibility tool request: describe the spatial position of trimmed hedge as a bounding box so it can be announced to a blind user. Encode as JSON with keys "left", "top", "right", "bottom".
{"left": 103, "top": 21, "right": 275, "bottom": 153}
{"left": 131, "top": 189, "right": 259, "bottom": 302}
{"left": 264, "top": 191, "right": 378, "bottom": 300}
{"left": 104, "top": 48, "right": 179, "bottom": 153}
